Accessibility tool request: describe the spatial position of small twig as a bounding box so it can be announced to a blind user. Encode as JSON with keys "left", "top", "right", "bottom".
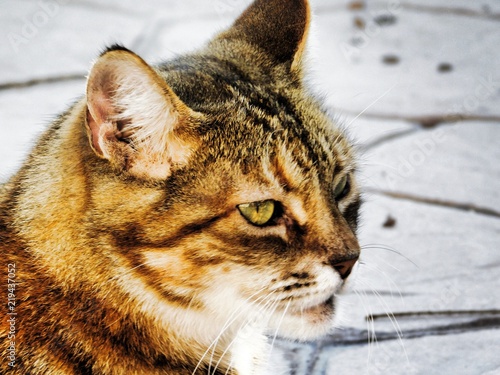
{"left": 367, "top": 309, "right": 500, "bottom": 321}
{"left": 0, "top": 74, "right": 86, "bottom": 91}
{"left": 367, "top": 189, "right": 500, "bottom": 219}
{"left": 340, "top": 110, "right": 500, "bottom": 128}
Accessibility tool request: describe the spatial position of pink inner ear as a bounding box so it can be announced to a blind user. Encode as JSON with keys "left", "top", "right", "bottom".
{"left": 89, "top": 90, "right": 115, "bottom": 123}
{"left": 87, "top": 91, "right": 117, "bottom": 157}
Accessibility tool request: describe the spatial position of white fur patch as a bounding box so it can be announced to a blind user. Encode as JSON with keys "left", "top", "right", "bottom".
{"left": 111, "top": 65, "right": 179, "bottom": 159}
{"left": 231, "top": 323, "right": 270, "bottom": 375}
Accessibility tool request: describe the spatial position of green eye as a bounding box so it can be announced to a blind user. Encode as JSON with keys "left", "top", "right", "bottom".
{"left": 334, "top": 175, "right": 350, "bottom": 200}
{"left": 237, "top": 200, "right": 276, "bottom": 226}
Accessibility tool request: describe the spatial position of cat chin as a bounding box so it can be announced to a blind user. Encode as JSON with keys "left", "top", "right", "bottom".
{"left": 267, "top": 295, "right": 339, "bottom": 341}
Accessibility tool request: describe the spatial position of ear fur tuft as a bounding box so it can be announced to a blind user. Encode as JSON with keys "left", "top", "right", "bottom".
{"left": 101, "top": 44, "right": 132, "bottom": 55}
{"left": 85, "top": 48, "right": 199, "bottom": 180}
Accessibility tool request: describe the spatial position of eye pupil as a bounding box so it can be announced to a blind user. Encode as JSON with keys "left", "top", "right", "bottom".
{"left": 237, "top": 200, "right": 277, "bottom": 226}
{"left": 334, "top": 175, "right": 350, "bottom": 201}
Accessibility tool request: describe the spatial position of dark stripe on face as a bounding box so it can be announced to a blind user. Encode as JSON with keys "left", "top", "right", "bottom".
{"left": 151, "top": 215, "right": 223, "bottom": 249}
{"left": 109, "top": 217, "right": 227, "bottom": 309}
{"left": 213, "top": 231, "right": 290, "bottom": 264}
{"left": 270, "top": 154, "right": 295, "bottom": 192}
{"left": 111, "top": 215, "right": 224, "bottom": 251}
{"left": 333, "top": 162, "right": 344, "bottom": 179}
{"left": 342, "top": 196, "right": 362, "bottom": 232}
{"left": 273, "top": 94, "right": 331, "bottom": 169}
{"left": 159, "top": 289, "right": 201, "bottom": 309}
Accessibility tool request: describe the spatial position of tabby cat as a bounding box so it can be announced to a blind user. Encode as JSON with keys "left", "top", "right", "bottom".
{"left": 0, "top": 0, "right": 361, "bottom": 373}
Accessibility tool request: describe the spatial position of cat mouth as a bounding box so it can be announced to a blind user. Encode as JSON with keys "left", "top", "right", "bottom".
{"left": 288, "top": 295, "right": 335, "bottom": 318}
{"left": 267, "top": 295, "right": 337, "bottom": 340}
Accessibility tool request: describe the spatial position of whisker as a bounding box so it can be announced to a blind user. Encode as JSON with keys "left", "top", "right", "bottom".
{"left": 208, "top": 291, "right": 274, "bottom": 374}
{"left": 361, "top": 253, "right": 402, "bottom": 273}
{"left": 211, "top": 293, "right": 278, "bottom": 375}
{"left": 223, "top": 357, "right": 234, "bottom": 375}
{"left": 192, "top": 286, "right": 269, "bottom": 375}
{"left": 269, "top": 300, "right": 291, "bottom": 357}
{"left": 357, "top": 278, "right": 409, "bottom": 365}
{"left": 345, "top": 82, "right": 399, "bottom": 128}
{"left": 358, "top": 262, "right": 404, "bottom": 301}
{"left": 354, "top": 289, "right": 377, "bottom": 367}
{"left": 361, "top": 244, "right": 419, "bottom": 269}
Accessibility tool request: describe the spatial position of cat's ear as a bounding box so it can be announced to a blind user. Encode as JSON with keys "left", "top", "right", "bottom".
{"left": 85, "top": 46, "right": 199, "bottom": 180}
{"left": 220, "top": 0, "right": 310, "bottom": 72}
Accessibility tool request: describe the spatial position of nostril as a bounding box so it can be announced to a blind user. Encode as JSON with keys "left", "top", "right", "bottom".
{"left": 333, "top": 258, "right": 358, "bottom": 279}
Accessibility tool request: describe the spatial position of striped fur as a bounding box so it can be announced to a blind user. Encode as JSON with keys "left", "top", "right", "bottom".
{"left": 0, "top": 0, "right": 361, "bottom": 374}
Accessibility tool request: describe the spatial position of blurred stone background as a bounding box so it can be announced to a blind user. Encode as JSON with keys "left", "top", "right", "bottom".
{"left": 1, "top": 1, "right": 499, "bottom": 374}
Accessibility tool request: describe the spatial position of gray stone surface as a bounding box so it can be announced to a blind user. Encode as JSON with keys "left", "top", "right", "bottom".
{"left": 311, "top": 2, "right": 500, "bottom": 118}
{"left": 1, "top": 1, "right": 499, "bottom": 374}
{"left": 361, "top": 121, "right": 500, "bottom": 212}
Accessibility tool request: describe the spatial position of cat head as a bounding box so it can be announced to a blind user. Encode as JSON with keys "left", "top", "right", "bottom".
{"left": 84, "top": 0, "right": 360, "bottom": 341}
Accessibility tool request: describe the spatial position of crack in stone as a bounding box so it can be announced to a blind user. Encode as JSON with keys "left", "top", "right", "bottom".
{"left": 367, "top": 189, "right": 500, "bottom": 219}
{"left": 360, "top": 128, "right": 419, "bottom": 151}
{"left": 320, "top": 316, "right": 500, "bottom": 347}
{"left": 354, "top": 290, "right": 418, "bottom": 297}
{"left": 0, "top": 74, "right": 85, "bottom": 91}
{"left": 368, "top": 309, "right": 500, "bottom": 321}
{"left": 285, "top": 312, "right": 500, "bottom": 357}
{"left": 400, "top": 2, "right": 500, "bottom": 22}
{"left": 305, "top": 342, "right": 323, "bottom": 375}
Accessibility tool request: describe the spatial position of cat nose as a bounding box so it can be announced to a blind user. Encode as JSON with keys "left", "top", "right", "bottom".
{"left": 332, "top": 257, "right": 358, "bottom": 279}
